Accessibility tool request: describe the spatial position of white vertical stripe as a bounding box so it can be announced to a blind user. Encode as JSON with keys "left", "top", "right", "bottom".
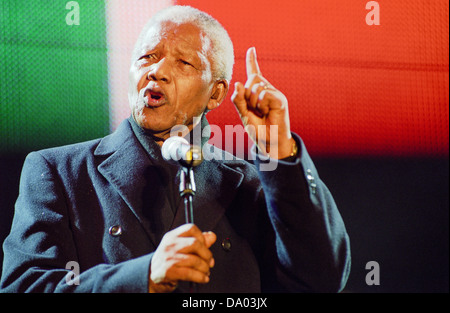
{"left": 106, "top": 0, "right": 174, "bottom": 131}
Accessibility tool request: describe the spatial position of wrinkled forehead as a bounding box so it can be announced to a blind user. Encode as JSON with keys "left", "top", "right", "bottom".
{"left": 132, "top": 20, "right": 212, "bottom": 61}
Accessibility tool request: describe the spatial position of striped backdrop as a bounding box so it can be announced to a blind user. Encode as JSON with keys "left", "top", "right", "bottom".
{"left": 1, "top": 0, "right": 448, "bottom": 157}
{"left": 1, "top": 0, "right": 173, "bottom": 153}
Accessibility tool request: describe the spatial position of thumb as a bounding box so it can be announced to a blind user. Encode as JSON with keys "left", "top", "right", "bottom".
{"left": 231, "top": 82, "right": 248, "bottom": 118}
{"left": 203, "top": 231, "right": 217, "bottom": 248}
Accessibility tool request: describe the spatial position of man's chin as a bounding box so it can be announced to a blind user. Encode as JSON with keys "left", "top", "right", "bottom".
{"left": 131, "top": 107, "right": 195, "bottom": 139}
{"left": 132, "top": 113, "right": 172, "bottom": 135}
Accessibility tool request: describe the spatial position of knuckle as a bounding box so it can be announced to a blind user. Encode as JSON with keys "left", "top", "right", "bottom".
{"left": 248, "top": 73, "right": 259, "bottom": 80}
{"left": 193, "top": 238, "right": 204, "bottom": 250}
{"left": 245, "top": 74, "right": 259, "bottom": 87}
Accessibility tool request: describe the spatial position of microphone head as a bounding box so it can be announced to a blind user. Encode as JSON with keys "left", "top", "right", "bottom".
{"left": 161, "top": 136, "right": 188, "bottom": 161}
{"left": 161, "top": 136, "right": 203, "bottom": 167}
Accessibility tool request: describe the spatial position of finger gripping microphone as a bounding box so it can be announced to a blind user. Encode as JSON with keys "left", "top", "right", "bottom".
{"left": 161, "top": 136, "right": 203, "bottom": 168}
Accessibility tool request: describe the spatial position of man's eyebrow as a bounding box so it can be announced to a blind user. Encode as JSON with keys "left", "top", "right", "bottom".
{"left": 174, "top": 44, "right": 204, "bottom": 60}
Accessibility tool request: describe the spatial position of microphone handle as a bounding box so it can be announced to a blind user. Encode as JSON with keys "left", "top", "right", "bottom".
{"left": 179, "top": 167, "right": 197, "bottom": 292}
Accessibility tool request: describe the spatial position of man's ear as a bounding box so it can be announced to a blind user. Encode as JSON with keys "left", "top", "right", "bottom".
{"left": 207, "top": 80, "right": 229, "bottom": 111}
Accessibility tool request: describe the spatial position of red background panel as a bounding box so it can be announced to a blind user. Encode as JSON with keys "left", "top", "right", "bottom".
{"left": 178, "top": 0, "right": 449, "bottom": 157}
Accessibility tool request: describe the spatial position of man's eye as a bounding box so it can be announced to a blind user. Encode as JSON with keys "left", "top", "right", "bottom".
{"left": 180, "top": 59, "right": 192, "bottom": 66}
{"left": 140, "top": 54, "right": 156, "bottom": 60}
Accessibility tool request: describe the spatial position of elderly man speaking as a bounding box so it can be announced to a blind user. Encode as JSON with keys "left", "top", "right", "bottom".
{"left": 0, "top": 5, "right": 350, "bottom": 293}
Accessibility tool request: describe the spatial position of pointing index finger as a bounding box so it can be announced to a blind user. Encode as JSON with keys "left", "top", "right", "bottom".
{"left": 246, "top": 47, "right": 261, "bottom": 77}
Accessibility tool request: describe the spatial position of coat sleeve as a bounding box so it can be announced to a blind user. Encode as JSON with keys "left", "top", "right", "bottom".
{"left": 0, "top": 151, "right": 151, "bottom": 293}
{"left": 253, "top": 134, "right": 351, "bottom": 293}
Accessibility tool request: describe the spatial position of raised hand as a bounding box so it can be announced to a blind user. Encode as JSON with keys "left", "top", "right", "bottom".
{"left": 231, "top": 47, "right": 296, "bottom": 159}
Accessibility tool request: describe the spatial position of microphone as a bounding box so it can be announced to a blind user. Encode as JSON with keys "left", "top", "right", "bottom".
{"left": 161, "top": 136, "right": 203, "bottom": 168}
{"left": 161, "top": 135, "right": 202, "bottom": 294}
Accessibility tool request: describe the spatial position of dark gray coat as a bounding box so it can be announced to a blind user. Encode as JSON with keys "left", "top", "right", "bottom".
{"left": 0, "top": 119, "right": 350, "bottom": 292}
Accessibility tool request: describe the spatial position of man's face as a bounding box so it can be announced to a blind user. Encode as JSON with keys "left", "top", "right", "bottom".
{"left": 128, "top": 21, "right": 223, "bottom": 141}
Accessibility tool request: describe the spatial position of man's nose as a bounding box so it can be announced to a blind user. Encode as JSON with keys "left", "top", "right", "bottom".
{"left": 147, "top": 58, "right": 170, "bottom": 83}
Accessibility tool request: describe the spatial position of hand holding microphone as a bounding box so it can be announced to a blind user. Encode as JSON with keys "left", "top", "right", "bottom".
{"left": 149, "top": 224, "right": 217, "bottom": 293}
{"left": 150, "top": 136, "right": 213, "bottom": 293}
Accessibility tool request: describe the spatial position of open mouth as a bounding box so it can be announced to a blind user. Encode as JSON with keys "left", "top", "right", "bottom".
{"left": 144, "top": 89, "right": 166, "bottom": 107}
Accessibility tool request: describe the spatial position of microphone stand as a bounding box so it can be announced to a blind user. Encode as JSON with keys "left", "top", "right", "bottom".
{"left": 177, "top": 145, "right": 202, "bottom": 292}
{"left": 179, "top": 166, "right": 195, "bottom": 225}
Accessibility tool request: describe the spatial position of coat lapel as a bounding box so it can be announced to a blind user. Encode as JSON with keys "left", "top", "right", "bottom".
{"left": 170, "top": 144, "right": 245, "bottom": 232}
{"left": 94, "top": 120, "right": 174, "bottom": 246}
{"left": 94, "top": 119, "right": 245, "bottom": 245}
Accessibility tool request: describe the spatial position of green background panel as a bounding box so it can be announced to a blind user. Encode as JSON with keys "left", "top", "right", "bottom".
{"left": 0, "top": 0, "right": 109, "bottom": 153}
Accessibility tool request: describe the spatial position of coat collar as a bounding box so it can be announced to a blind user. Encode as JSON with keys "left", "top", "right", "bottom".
{"left": 94, "top": 118, "right": 244, "bottom": 246}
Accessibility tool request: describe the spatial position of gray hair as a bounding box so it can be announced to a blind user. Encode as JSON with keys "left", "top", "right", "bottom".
{"left": 132, "top": 5, "right": 234, "bottom": 82}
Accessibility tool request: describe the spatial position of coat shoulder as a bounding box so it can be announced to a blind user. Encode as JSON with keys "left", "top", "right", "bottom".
{"left": 29, "top": 119, "right": 134, "bottom": 168}
{"left": 30, "top": 138, "right": 102, "bottom": 168}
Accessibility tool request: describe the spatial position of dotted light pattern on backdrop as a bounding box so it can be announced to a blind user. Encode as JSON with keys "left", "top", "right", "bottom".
{"left": 0, "top": 0, "right": 110, "bottom": 153}
{"left": 1, "top": 1, "right": 448, "bottom": 157}
{"left": 178, "top": 0, "right": 449, "bottom": 157}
